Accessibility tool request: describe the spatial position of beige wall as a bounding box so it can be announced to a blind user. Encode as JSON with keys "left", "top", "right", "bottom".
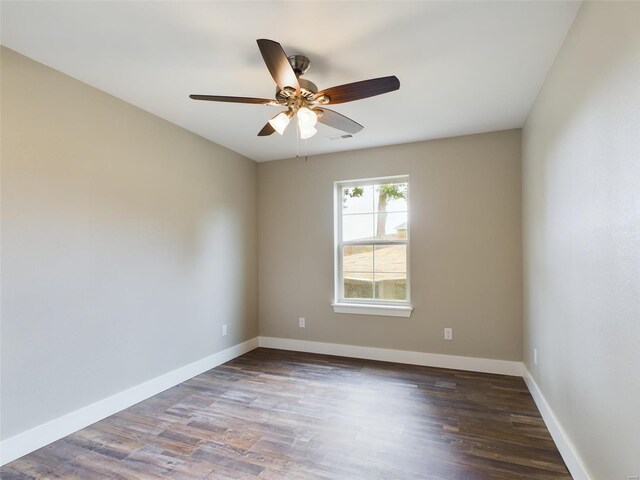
{"left": 522, "top": 2, "right": 640, "bottom": 478}
{"left": 0, "top": 48, "right": 258, "bottom": 439}
{"left": 258, "top": 130, "right": 522, "bottom": 361}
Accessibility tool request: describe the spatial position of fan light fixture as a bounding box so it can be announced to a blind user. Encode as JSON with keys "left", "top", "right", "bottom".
{"left": 268, "top": 111, "right": 292, "bottom": 135}
{"left": 297, "top": 107, "right": 318, "bottom": 139}
{"left": 269, "top": 107, "right": 319, "bottom": 138}
{"left": 297, "top": 107, "right": 318, "bottom": 128}
{"left": 299, "top": 126, "right": 317, "bottom": 139}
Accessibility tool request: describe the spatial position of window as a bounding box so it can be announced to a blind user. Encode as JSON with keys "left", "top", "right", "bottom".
{"left": 333, "top": 176, "right": 412, "bottom": 317}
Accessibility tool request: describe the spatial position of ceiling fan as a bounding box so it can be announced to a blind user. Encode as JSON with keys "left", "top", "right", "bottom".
{"left": 189, "top": 39, "right": 400, "bottom": 139}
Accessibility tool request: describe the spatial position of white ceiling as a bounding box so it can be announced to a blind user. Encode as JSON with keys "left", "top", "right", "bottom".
{"left": 1, "top": 1, "right": 580, "bottom": 162}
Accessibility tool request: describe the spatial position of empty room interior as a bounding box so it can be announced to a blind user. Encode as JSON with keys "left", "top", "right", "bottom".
{"left": 1, "top": 1, "right": 638, "bottom": 479}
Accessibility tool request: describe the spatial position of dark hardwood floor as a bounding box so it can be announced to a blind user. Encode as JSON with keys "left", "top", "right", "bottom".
{"left": 1, "top": 348, "right": 571, "bottom": 479}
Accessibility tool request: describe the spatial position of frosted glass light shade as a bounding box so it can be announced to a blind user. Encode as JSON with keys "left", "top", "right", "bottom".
{"left": 297, "top": 107, "right": 318, "bottom": 128}
{"left": 299, "top": 126, "right": 317, "bottom": 139}
{"left": 268, "top": 112, "right": 291, "bottom": 135}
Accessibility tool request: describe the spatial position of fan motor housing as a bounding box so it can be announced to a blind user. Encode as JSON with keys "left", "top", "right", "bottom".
{"left": 276, "top": 78, "right": 318, "bottom": 103}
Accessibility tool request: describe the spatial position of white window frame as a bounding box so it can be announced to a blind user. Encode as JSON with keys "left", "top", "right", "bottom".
{"left": 332, "top": 175, "right": 413, "bottom": 317}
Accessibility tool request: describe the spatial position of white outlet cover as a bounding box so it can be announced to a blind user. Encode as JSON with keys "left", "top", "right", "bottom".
{"left": 222, "top": 324, "right": 227, "bottom": 336}
{"left": 298, "top": 317, "right": 305, "bottom": 328}
{"left": 444, "top": 328, "right": 453, "bottom": 340}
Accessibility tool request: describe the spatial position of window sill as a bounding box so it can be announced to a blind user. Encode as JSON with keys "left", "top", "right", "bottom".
{"left": 332, "top": 303, "right": 413, "bottom": 318}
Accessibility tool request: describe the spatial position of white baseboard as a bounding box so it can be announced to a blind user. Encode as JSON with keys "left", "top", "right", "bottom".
{"left": 0, "top": 337, "right": 259, "bottom": 466}
{"left": 258, "top": 336, "right": 524, "bottom": 376}
{"left": 522, "top": 367, "right": 592, "bottom": 480}
{"left": 0, "top": 335, "right": 588, "bottom": 480}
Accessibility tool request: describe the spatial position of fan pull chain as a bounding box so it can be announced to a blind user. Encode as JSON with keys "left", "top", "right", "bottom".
{"left": 294, "top": 124, "right": 308, "bottom": 161}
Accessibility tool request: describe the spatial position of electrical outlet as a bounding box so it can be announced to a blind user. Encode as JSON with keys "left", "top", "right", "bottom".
{"left": 534, "top": 348, "right": 538, "bottom": 365}
{"left": 298, "top": 317, "right": 305, "bottom": 328}
{"left": 444, "top": 328, "right": 453, "bottom": 340}
{"left": 221, "top": 324, "right": 227, "bottom": 336}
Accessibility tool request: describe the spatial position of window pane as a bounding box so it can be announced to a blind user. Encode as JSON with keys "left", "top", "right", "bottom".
{"left": 344, "top": 272, "right": 373, "bottom": 299}
{"left": 343, "top": 213, "right": 374, "bottom": 242}
{"left": 375, "top": 272, "right": 407, "bottom": 301}
{"left": 338, "top": 178, "right": 409, "bottom": 305}
{"left": 342, "top": 185, "right": 374, "bottom": 214}
{"left": 343, "top": 246, "right": 373, "bottom": 273}
{"left": 374, "top": 245, "right": 406, "bottom": 273}
{"left": 373, "top": 212, "right": 407, "bottom": 240}
{"left": 374, "top": 183, "right": 408, "bottom": 213}
{"left": 373, "top": 245, "right": 407, "bottom": 301}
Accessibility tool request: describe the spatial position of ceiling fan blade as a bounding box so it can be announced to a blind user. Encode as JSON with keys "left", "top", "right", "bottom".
{"left": 314, "top": 76, "right": 400, "bottom": 105}
{"left": 258, "top": 122, "right": 276, "bottom": 136}
{"left": 315, "top": 108, "right": 364, "bottom": 134}
{"left": 256, "top": 39, "right": 300, "bottom": 95}
{"left": 189, "top": 94, "right": 278, "bottom": 105}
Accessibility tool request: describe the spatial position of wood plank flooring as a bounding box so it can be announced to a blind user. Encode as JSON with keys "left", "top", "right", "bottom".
{"left": 1, "top": 348, "right": 571, "bottom": 479}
